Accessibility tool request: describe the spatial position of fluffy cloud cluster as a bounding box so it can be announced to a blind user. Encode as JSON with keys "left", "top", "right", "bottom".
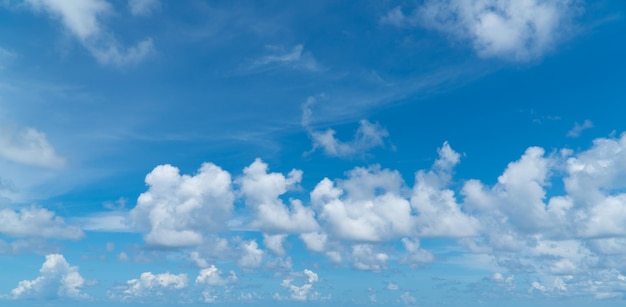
{"left": 11, "top": 254, "right": 87, "bottom": 299}
{"left": 120, "top": 272, "right": 187, "bottom": 299}
{"left": 23, "top": 0, "right": 154, "bottom": 66}
{"left": 110, "top": 264, "right": 236, "bottom": 303}
{"left": 195, "top": 265, "right": 237, "bottom": 286}
{"left": 124, "top": 131, "right": 626, "bottom": 298}
{"left": 239, "top": 159, "right": 319, "bottom": 233}
{"left": 129, "top": 162, "right": 234, "bottom": 247}
{"left": 382, "top": 0, "right": 579, "bottom": 61}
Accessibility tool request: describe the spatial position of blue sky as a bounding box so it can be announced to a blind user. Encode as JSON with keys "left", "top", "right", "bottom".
{"left": 1, "top": 0, "right": 626, "bottom": 305}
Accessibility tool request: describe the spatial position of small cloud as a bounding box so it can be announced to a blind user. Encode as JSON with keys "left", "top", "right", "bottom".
{"left": 251, "top": 45, "right": 321, "bottom": 72}
{"left": 118, "top": 252, "right": 130, "bottom": 262}
{"left": 195, "top": 265, "right": 237, "bottom": 286}
{"left": 280, "top": 269, "right": 320, "bottom": 301}
{"left": 76, "top": 211, "right": 134, "bottom": 233}
{"left": 567, "top": 119, "right": 593, "bottom": 138}
{"left": 302, "top": 97, "right": 390, "bottom": 158}
{"left": 399, "top": 291, "right": 416, "bottom": 304}
{"left": 0, "top": 207, "right": 83, "bottom": 239}
{"left": 387, "top": 282, "right": 399, "bottom": 290}
{"left": 238, "top": 240, "right": 264, "bottom": 269}
{"left": 0, "top": 126, "right": 65, "bottom": 169}
{"left": 263, "top": 234, "right": 287, "bottom": 256}
{"left": 128, "top": 0, "right": 160, "bottom": 17}
{"left": 103, "top": 197, "right": 127, "bottom": 210}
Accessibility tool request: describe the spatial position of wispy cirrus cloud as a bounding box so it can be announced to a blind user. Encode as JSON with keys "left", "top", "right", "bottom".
{"left": 250, "top": 45, "right": 322, "bottom": 72}
{"left": 128, "top": 0, "right": 160, "bottom": 17}
{"left": 24, "top": 0, "right": 154, "bottom": 67}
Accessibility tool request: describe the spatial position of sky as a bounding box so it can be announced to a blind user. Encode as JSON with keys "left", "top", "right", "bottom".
{"left": 0, "top": 0, "right": 626, "bottom": 306}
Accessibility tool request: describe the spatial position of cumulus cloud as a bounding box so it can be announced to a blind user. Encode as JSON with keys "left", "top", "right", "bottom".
{"left": 279, "top": 269, "right": 320, "bottom": 301}
{"left": 195, "top": 265, "right": 237, "bottom": 286}
{"left": 302, "top": 97, "right": 390, "bottom": 158}
{"left": 128, "top": 0, "right": 160, "bottom": 16}
{"left": 299, "top": 232, "right": 327, "bottom": 252}
{"left": 128, "top": 162, "right": 234, "bottom": 247}
{"left": 309, "top": 142, "right": 476, "bottom": 243}
{"left": 383, "top": 0, "right": 580, "bottom": 61}
{"left": 24, "top": 0, "right": 154, "bottom": 67}
{"left": 11, "top": 254, "right": 88, "bottom": 299}
{"left": 311, "top": 166, "right": 414, "bottom": 242}
{"left": 567, "top": 119, "right": 593, "bottom": 138}
{"left": 238, "top": 240, "right": 264, "bottom": 269}
{"left": 263, "top": 234, "right": 287, "bottom": 256}
{"left": 351, "top": 244, "right": 388, "bottom": 271}
{"left": 0, "top": 207, "right": 83, "bottom": 239}
{"left": 190, "top": 251, "right": 209, "bottom": 268}
{"left": 114, "top": 131, "right": 626, "bottom": 298}
{"left": 118, "top": 272, "right": 187, "bottom": 299}
{"left": 0, "top": 126, "right": 65, "bottom": 169}
{"left": 238, "top": 159, "right": 319, "bottom": 234}
{"left": 411, "top": 142, "right": 480, "bottom": 237}
{"left": 401, "top": 238, "right": 434, "bottom": 265}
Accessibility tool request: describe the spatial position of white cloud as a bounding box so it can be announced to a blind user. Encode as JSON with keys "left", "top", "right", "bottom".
{"left": 299, "top": 232, "right": 327, "bottom": 252}
{"left": 24, "top": 0, "right": 154, "bottom": 67}
{"left": 387, "top": 282, "right": 399, "bottom": 290}
{"left": 351, "top": 244, "right": 388, "bottom": 271}
{"left": 238, "top": 240, "right": 264, "bottom": 269}
{"left": 302, "top": 97, "right": 390, "bottom": 158}
{"left": 253, "top": 45, "right": 321, "bottom": 72}
{"left": 311, "top": 166, "right": 414, "bottom": 242}
{"left": 384, "top": 0, "right": 579, "bottom": 61}
{"left": 128, "top": 162, "right": 234, "bottom": 247}
{"left": 238, "top": 159, "right": 319, "bottom": 234}
{"left": 263, "top": 234, "right": 287, "bottom": 256}
{"left": 0, "top": 126, "right": 65, "bottom": 169}
{"left": 195, "top": 265, "right": 237, "bottom": 286}
{"left": 280, "top": 269, "right": 320, "bottom": 301}
{"left": 399, "top": 291, "right": 416, "bottom": 304}
{"left": 190, "top": 251, "right": 209, "bottom": 268}
{"left": 11, "top": 254, "right": 88, "bottom": 299}
{"left": 89, "top": 132, "right": 626, "bottom": 299}
{"left": 411, "top": 142, "right": 480, "bottom": 237}
{"left": 118, "top": 252, "right": 129, "bottom": 262}
{"left": 401, "top": 238, "right": 434, "bottom": 265}
{"left": 567, "top": 119, "right": 594, "bottom": 138}
{"left": 128, "top": 0, "right": 160, "bottom": 16}
{"left": 120, "top": 272, "right": 187, "bottom": 299}
{"left": 0, "top": 207, "right": 83, "bottom": 239}
{"left": 88, "top": 38, "right": 154, "bottom": 67}
{"left": 77, "top": 211, "right": 134, "bottom": 233}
